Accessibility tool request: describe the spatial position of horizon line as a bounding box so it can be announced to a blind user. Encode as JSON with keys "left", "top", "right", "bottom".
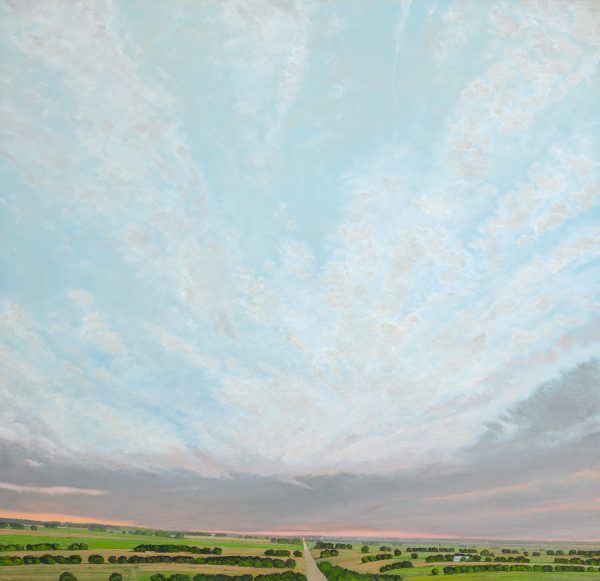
{"left": 1, "top": 511, "right": 599, "bottom": 544}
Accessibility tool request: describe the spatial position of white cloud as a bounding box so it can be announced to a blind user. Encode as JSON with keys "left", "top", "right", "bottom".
{"left": 0, "top": 482, "right": 106, "bottom": 496}
{"left": 0, "top": 0, "right": 598, "bottom": 484}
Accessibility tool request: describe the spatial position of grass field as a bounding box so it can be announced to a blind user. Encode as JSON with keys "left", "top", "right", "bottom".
{"left": 0, "top": 529, "right": 302, "bottom": 550}
{"left": 0, "top": 563, "right": 303, "bottom": 581}
{"left": 0, "top": 527, "right": 304, "bottom": 581}
{"left": 2, "top": 527, "right": 599, "bottom": 581}
{"left": 308, "top": 541, "right": 600, "bottom": 581}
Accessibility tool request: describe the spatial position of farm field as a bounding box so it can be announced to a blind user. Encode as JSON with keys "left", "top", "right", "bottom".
{"left": 0, "top": 529, "right": 301, "bottom": 550}
{"left": 0, "top": 527, "right": 304, "bottom": 581}
{"left": 308, "top": 540, "right": 600, "bottom": 581}
{"left": 406, "top": 574, "right": 598, "bottom": 581}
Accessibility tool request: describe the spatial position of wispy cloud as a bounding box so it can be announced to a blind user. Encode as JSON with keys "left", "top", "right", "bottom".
{"left": 0, "top": 0, "right": 598, "bottom": 539}
{"left": 0, "top": 483, "right": 106, "bottom": 496}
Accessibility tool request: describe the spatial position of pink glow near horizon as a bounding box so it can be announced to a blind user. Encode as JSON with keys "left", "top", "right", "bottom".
{"left": 2, "top": 512, "right": 599, "bottom": 543}
{"left": 0, "top": 511, "right": 135, "bottom": 527}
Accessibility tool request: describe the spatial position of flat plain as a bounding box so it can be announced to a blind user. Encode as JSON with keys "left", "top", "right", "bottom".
{"left": 2, "top": 527, "right": 600, "bottom": 581}
{"left": 0, "top": 527, "right": 304, "bottom": 581}
{"left": 307, "top": 540, "right": 600, "bottom": 581}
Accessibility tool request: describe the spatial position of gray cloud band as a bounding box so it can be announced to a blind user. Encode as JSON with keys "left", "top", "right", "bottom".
{"left": 1, "top": 359, "right": 598, "bottom": 539}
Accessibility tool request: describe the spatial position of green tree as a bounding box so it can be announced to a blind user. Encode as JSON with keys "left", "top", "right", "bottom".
{"left": 361, "top": 546, "right": 370, "bottom": 553}
{"left": 109, "top": 574, "right": 123, "bottom": 581}
{"left": 431, "top": 568, "right": 440, "bottom": 575}
{"left": 59, "top": 573, "right": 78, "bottom": 581}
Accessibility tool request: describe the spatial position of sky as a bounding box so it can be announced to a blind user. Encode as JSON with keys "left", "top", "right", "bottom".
{"left": 0, "top": 0, "right": 599, "bottom": 541}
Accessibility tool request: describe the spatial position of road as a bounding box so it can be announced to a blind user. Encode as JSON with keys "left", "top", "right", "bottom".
{"left": 303, "top": 539, "right": 327, "bottom": 581}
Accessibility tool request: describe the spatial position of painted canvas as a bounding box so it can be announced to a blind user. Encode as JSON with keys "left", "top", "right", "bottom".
{"left": 1, "top": 1, "right": 599, "bottom": 581}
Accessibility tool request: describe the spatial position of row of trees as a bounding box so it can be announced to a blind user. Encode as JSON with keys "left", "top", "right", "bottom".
{"left": 0, "top": 556, "right": 25, "bottom": 566}
{"left": 318, "top": 561, "right": 404, "bottom": 581}
{"left": 265, "top": 550, "right": 290, "bottom": 557}
{"left": 149, "top": 573, "right": 307, "bottom": 581}
{"left": 0, "top": 555, "right": 82, "bottom": 566}
{"left": 315, "top": 543, "right": 352, "bottom": 550}
{"left": 406, "top": 548, "right": 456, "bottom": 553}
{"left": 360, "top": 547, "right": 402, "bottom": 556}
{"left": 58, "top": 572, "right": 120, "bottom": 581}
{"left": 109, "top": 555, "right": 197, "bottom": 564}
{"left": 547, "top": 549, "right": 600, "bottom": 556}
{"left": 133, "top": 544, "right": 223, "bottom": 554}
{"left": 320, "top": 550, "right": 339, "bottom": 559}
{"left": 442, "top": 564, "right": 600, "bottom": 574}
{"left": 25, "top": 555, "right": 81, "bottom": 565}
{"left": 0, "top": 521, "right": 58, "bottom": 530}
{"left": 270, "top": 539, "right": 299, "bottom": 545}
{"left": 0, "top": 543, "right": 88, "bottom": 551}
{"left": 563, "top": 549, "right": 600, "bottom": 557}
{"left": 56, "top": 573, "right": 306, "bottom": 581}
{"left": 379, "top": 562, "right": 414, "bottom": 572}
{"left": 555, "top": 557, "right": 600, "bottom": 565}
{"left": 362, "top": 553, "right": 393, "bottom": 563}
{"left": 100, "top": 555, "right": 297, "bottom": 568}
{"left": 424, "top": 554, "right": 530, "bottom": 564}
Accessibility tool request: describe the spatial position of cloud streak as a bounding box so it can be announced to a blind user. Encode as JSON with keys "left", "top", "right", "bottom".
{"left": 0, "top": 483, "right": 106, "bottom": 496}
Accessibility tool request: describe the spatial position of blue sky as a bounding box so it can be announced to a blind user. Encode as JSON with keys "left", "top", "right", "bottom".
{"left": 1, "top": 0, "right": 599, "bottom": 539}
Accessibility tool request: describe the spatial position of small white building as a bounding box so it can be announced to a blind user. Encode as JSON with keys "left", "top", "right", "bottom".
{"left": 453, "top": 555, "right": 468, "bottom": 562}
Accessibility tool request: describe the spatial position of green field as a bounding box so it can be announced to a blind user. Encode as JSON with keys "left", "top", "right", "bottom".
{"left": 0, "top": 527, "right": 304, "bottom": 581}
{"left": 2, "top": 527, "right": 599, "bottom": 581}
{"left": 0, "top": 529, "right": 301, "bottom": 550}
{"left": 308, "top": 540, "right": 600, "bottom": 581}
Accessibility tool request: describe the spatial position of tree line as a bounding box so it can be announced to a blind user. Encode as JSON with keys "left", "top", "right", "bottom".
{"left": 133, "top": 544, "right": 222, "bottom": 554}
{"left": 320, "top": 550, "right": 339, "bottom": 559}
{"left": 54, "top": 572, "right": 305, "bottom": 581}
{"left": 442, "top": 564, "right": 600, "bottom": 575}
{"left": 0, "top": 543, "right": 88, "bottom": 551}
{"left": 406, "top": 547, "right": 456, "bottom": 553}
{"left": 379, "top": 562, "right": 414, "bottom": 572}
{"left": 360, "top": 547, "right": 402, "bottom": 556}
{"left": 362, "top": 554, "right": 393, "bottom": 563}
{"left": 58, "top": 574, "right": 112, "bottom": 581}
{"left": 315, "top": 543, "right": 352, "bottom": 550}
{"left": 318, "top": 561, "right": 404, "bottom": 581}
{"left": 424, "top": 554, "right": 531, "bottom": 563}
{"left": 547, "top": 549, "right": 600, "bottom": 557}
{"left": 102, "top": 555, "right": 296, "bottom": 568}
{"left": 554, "top": 557, "right": 600, "bottom": 565}
{"left": 0, "top": 554, "right": 297, "bottom": 569}
{"left": 149, "top": 572, "right": 307, "bottom": 581}
{"left": 0, "top": 555, "right": 82, "bottom": 566}
{"left": 265, "top": 550, "right": 290, "bottom": 557}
